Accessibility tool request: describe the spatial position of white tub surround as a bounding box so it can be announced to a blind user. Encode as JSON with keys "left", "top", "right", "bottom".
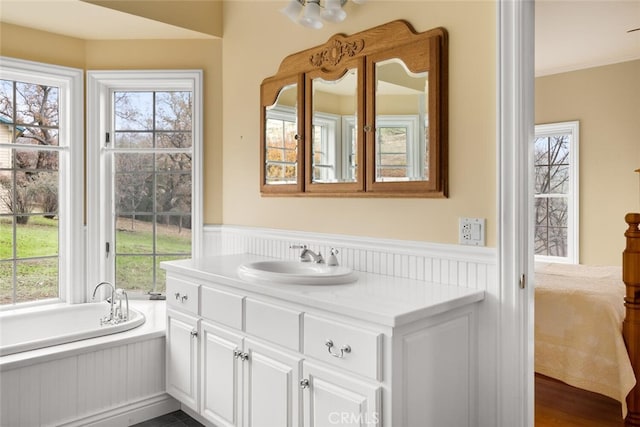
{"left": 0, "top": 302, "right": 145, "bottom": 356}
{"left": 162, "top": 254, "right": 485, "bottom": 426}
{"left": 0, "top": 301, "right": 178, "bottom": 427}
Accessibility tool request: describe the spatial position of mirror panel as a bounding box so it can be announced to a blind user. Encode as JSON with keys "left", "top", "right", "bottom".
{"left": 264, "top": 83, "right": 299, "bottom": 186}
{"left": 310, "top": 69, "right": 359, "bottom": 184}
{"left": 374, "top": 58, "right": 428, "bottom": 182}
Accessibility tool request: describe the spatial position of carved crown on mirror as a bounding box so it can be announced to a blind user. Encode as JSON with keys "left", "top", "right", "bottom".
{"left": 260, "top": 20, "right": 448, "bottom": 197}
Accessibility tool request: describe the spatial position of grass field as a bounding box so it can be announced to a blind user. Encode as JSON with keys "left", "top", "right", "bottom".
{"left": 1, "top": 216, "right": 191, "bottom": 304}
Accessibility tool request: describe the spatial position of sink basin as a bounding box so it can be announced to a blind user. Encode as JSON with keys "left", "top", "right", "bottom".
{"left": 237, "top": 261, "right": 357, "bottom": 286}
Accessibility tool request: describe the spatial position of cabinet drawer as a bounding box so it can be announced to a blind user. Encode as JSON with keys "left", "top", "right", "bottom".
{"left": 303, "top": 314, "right": 382, "bottom": 380}
{"left": 201, "top": 286, "right": 243, "bottom": 330}
{"left": 245, "top": 298, "right": 301, "bottom": 351}
{"left": 167, "top": 276, "right": 200, "bottom": 315}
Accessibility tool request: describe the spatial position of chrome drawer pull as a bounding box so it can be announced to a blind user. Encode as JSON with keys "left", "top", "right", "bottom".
{"left": 233, "top": 349, "right": 249, "bottom": 361}
{"left": 325, "top": 339, "right": 351, "bottom": 358}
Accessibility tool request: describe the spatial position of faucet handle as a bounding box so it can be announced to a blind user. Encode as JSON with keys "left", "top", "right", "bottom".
{"left": 328, "top": 248, "right": 340, "bottom": 266}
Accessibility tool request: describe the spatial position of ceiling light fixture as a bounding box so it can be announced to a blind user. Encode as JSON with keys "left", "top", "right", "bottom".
{"left": 281, "top": 0, "right": 366, "bottom": 29}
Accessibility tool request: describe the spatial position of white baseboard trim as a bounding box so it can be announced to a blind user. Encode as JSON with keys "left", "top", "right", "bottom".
{"left": 59, "top": 393, "right": 180, "bottom": 427}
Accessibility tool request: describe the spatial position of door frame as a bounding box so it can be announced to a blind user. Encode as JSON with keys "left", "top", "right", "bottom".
{"left": 497, "top": 1, "right": 535, "bottom": 426}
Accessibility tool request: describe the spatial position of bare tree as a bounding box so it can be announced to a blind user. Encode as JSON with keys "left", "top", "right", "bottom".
{"left": 0, "top": 81, "right": 59, "bottom": 223}
{"left": 534, "top": 135, "right": 570, "bottom": 256}
{"left": 113, "top": 91, "right": 192, "bottom": 232}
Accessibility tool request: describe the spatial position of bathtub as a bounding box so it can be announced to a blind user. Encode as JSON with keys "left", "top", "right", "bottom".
{"left": 0, "top": 301, "right": 145, "bottom": 356}
{"left": 1, "top": 301, "right": 176, "bottom": 427}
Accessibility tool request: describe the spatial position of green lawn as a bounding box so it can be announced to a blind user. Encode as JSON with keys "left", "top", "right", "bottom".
{"left": 1, "top": 217, "right": 191, "bottom": 304}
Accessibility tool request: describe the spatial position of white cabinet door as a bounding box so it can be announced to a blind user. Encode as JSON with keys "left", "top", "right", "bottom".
{"left": 166, "top": 308, "right": 199, "bottom": 412}
{"left": 302, "top": 361, "right": 380, "bottom": 427}
{"left": 243, "top": 338, "right": 303, "bottom": 427}
{"left": 201, "top": 321, "right": 244, "bottom": 427}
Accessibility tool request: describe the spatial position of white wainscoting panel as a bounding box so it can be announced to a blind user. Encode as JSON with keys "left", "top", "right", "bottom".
{"left": 0, "top": 337, "right": 170, "bottom": 427}
{"left": 203, "top": 225, "right": 497, "bottom": 290}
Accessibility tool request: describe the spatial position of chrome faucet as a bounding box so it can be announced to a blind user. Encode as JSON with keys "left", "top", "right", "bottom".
{"left": 290, "top": 244, "right": 324, "bottom": 264}
{"left": 115, "top": 288, "right": 129, "bottom": 322}
{"left": 92, "top": 281, "right": 116, "bottom": 325}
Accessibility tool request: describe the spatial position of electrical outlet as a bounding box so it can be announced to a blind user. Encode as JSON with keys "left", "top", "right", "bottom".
{"left": 459, "top": 217, "right": 485, "bottom": 246}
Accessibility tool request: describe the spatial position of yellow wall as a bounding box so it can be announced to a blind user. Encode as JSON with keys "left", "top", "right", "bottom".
{"left": 82, "top": 0, "right": 223, "bottom": 37}
{"left": 221, "top": 1, "right": 497, "bottom": 246}
{"left": 535, "top": 60, "right": 640, "bottom": 265}
{"left": 0, "top": 23, "right": 86, "bottom": 69}
{"left": 1, "top": 0, "right": 497, "bottom": 246}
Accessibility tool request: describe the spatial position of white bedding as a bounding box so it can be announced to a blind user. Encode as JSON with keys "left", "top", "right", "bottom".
{"left": 535, "top": 263, "right": 636, "bottom": 417}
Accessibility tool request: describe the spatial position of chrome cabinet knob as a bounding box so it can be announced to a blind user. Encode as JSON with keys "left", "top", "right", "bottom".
{"left": 190, "top": 330, "right": 198, "bottom": 338}
{"left": 174, "top": 292, "right": 180, "bottom": 300}
{"left": 181, "top": 295, "right": 188, "bottom": 303}
{"left": 300, "top": 379, "right": 310, "bottom": 389}
{"left": 325, "top": 339, "right": 351, "bottom": 358}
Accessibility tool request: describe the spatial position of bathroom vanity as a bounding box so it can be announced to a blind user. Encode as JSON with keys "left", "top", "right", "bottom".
{"left": 161, "top": 254, "right": 484, "bottom": 427}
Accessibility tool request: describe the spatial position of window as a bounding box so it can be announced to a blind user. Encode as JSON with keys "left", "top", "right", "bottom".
{"left": 87, "top": 71, "right": 202, "bottom": 296}
{"left": 0, "top": 57, "right": 84, "bottom": 307}
{"left": 265, "top": 105, "right": 298, "bottom": 184}
{"left": 534, "top": 121, "right": 579, "bottom": 263}
{"left": 375, "top": 115, "right": 421, "bottom": 182}
{"left": 312, "top": 111, "right": 340, "bottom": 182}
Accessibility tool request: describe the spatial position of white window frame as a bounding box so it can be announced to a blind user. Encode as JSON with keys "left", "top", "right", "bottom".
{"left": 375, "top": 115, "right": 421, "bottom": 181}
{"left": 312, "top": 111, "right": 340, "bottom": 182}
{"left": 533, "top": 120, "right": 579, "bottom": 264}
{"left": 0, "top": 56, "right": 84, "bottom": 307}
{"left": 86, "top": 70, "right": 203, "bottom": 294}
{"left": 265, "top": 105, "right": 299, "bottom": 184}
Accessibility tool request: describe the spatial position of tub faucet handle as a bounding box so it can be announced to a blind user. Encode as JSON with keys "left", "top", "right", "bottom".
{"left": 115, "top": 288, "right": 129, "bottom": 322}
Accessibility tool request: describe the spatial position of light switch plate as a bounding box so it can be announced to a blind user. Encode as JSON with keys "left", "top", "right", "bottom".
{"left": 459, "top": 217, "right": 485, "bottom": 246}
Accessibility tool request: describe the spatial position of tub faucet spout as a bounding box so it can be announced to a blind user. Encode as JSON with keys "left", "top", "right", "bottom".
{"left": 92, "top": 281, "right": 116, "bottom": 325}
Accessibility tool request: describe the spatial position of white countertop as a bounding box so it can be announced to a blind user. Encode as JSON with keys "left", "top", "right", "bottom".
{"left": 162, "top": 254, "right": 485, "bottom": 327}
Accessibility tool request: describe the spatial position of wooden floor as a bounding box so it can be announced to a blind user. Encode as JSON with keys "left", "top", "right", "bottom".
{"left": 535, "top": 374, "right": 625, "bottom": 427}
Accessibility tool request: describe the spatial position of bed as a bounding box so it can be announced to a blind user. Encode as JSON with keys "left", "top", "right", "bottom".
{"left": 535, "top": 213, "right": 640, "bottom": 425}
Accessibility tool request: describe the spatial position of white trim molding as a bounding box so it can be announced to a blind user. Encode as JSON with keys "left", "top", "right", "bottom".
{"left": 497, "top": 0, "right": 535, "bottom": 426}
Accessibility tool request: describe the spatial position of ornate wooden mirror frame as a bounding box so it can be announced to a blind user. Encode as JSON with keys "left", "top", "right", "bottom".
{"left": 260, "top": 20, "right": 448, "bottom": 197}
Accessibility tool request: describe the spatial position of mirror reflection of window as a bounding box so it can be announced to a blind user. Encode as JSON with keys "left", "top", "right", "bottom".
{"left": 311, "top": 69, "right": 358, "bottom": 183}
{"left": 374, "top": 58, "right": 428, "bottom": 182}
{"left": 265, "top": 84, "right": 298, "bottom": 185}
